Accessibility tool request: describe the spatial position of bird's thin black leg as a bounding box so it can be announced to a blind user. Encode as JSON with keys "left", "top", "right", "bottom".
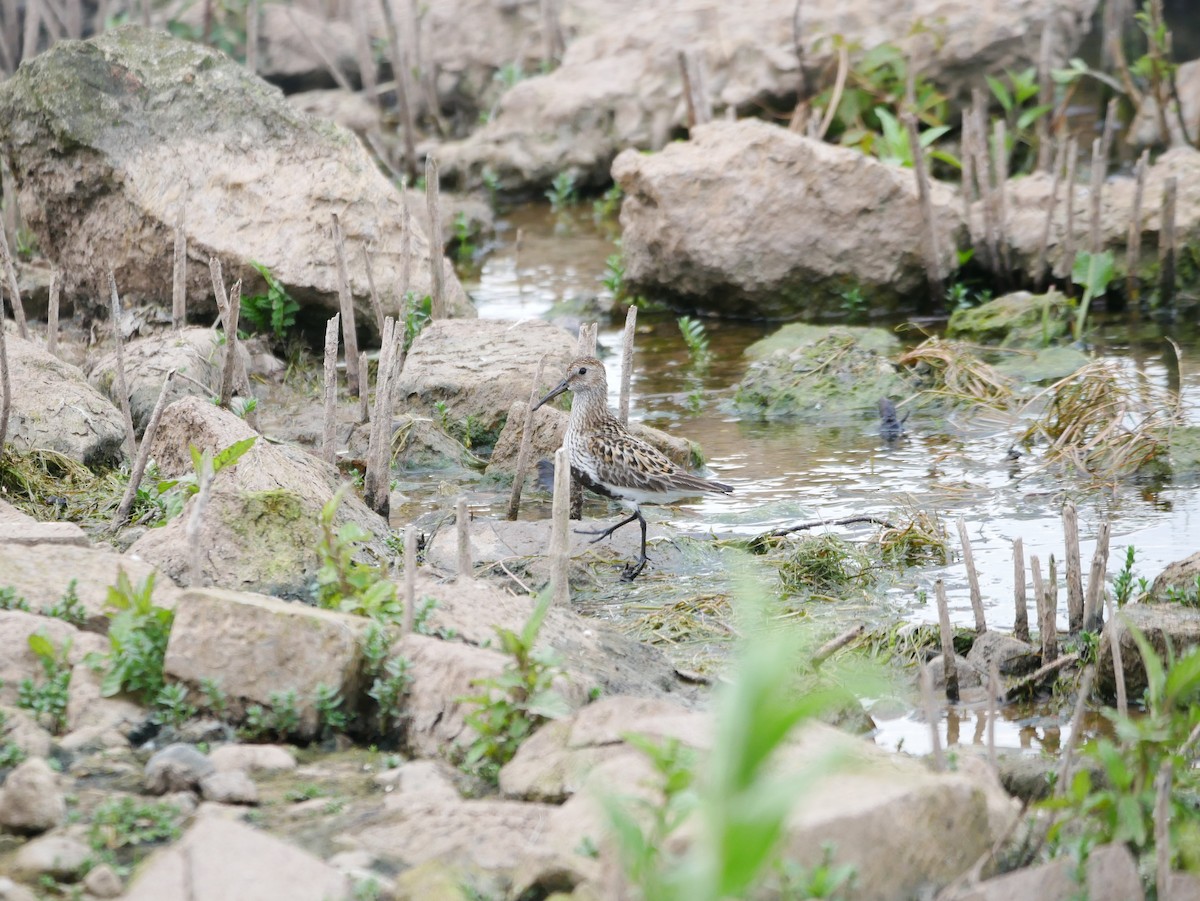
{"left": 620, "top": 511, "right": 649, "bottom": 581}
{"left": 575, "top": 509, "right": 640, "bottom": 544}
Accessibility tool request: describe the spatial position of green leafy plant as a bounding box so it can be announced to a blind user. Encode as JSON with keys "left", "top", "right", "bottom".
{"left": 241, "top": 262, "right": 301, "bottom": 343}
{"left": 1070, "top": 250, "right": 1115, "bottom": 341}
{"left": 18, "top": 632, "right": 72, "bottom": 735}
{"left": 1042, "top": 630, "right": 1200, "bottom": 883}
{"left": 403, "top": 292, "right": 433, "bottom": 352}
{"left": 870, "top": 107, "right": 950, "bottom": 168}
{"left": 546, "top": 171, "right": 578, "bottom": 211}
{"left": 0, "top": 586, "right": 31, "bottom": 612}
{"left": 88, "top": 796, "right": 181, "bottom": 859}
{"left": 453, "top": 211, "right": 476, "bottom": 263}
{"left": 153, "top": 683, "right": 197, "bottom": 729}
{"left": 95, "top": 569, "right": 173, "bottom": 703}
{"left": 41, "top": 579, "right": 86, "bottom": 627}
{"left": 602, "top": 251, "right": 626, "bottom": 297}
{"left": 461, "top": 590, "right": 569, "bottom": 783}
{"left": 1113, "top": 546, "right": 1139, "bottom": 608}
{"left": 677, "top": 315, "right": 713, "bottom": 371}
{"left": 838, "top": 286, "right": 869, "bottom": 320}
{"left": 367, "top": 657, "right": 411, "bottom": 736}
{"left": 314, "top": 682, "right": 348, "bottom": 736}
{"left": 593, "top": 184, "right": 623, "bottom": 220}
{"left": 199, "top": 677, "right": 229, "bottom": 718}
{"left": 242, "top": 689, "right": 301, "bottom": 741}
{"left": 985, "top": 67, "right": 1053, "bottom": 173}
{"left": 314, "top": 488, "right": 399, "bottom": 620}
{"left": 142, "top": 437, "right": 257, "bottom": 526}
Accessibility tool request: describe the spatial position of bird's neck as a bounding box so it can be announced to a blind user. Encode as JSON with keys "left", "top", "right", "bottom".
{"left": 567, "top": 390, "right": 610, "bottom": 433}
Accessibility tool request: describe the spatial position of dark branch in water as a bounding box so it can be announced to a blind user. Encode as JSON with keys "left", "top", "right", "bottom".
{"left": 760, "top": 515, "right": 895, "bottom": 540}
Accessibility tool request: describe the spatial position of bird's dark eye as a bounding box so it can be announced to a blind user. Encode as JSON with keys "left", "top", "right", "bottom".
{"left": 578, "top": 367, "right": 587, "bottom": 375}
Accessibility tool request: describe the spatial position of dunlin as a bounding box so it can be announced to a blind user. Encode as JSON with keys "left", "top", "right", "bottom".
{"left": 532, "top": 355, "right": 733, "bottom": 580}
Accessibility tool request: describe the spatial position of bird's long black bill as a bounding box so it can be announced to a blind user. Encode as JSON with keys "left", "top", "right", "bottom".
{"left": 532, "top": 379, "right": 569, "bottom": 411}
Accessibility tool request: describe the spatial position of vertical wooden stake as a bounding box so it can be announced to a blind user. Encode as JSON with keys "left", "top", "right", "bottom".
{"left": 45, "top": 269, "right": 60, "bottom": 358}
{"left": 1106, "top": 590, "right": 1127, "bottom": 717}
{"left": 1088, "top": 137, "right": 1105, "bottom": 257}
{"left": 358, "top": 350, "right": 370, "bottom": 424}
{"left": 456, "top": 495, "right": 471, "bottom": 579}
{"left": 549, "top": 445, "right": 571, "bottom": 606}
{"left": 956, "top": 518, "right": 986, "bottom": 633}
{"left": 1063, "top": 499, "right": 1084, "bottom": 634}
{"left": 245, "top": 0, "right": 259, "bottom": 73}
{"left": 1126, "top": 149, "right": 1149, "bottom": 305}
{"left": 0, "top": 225, "right": 29, "bottom": 340}
{"left": 1083, "top": 520, "right": 1111, "bottom": 633}
{"left": 507, "top": 355, "right": 548, "bottom": 521}
{"left": 425, "top": 156, "right": 446, "bottom": 319}
{"left": 322, "top": 313, "right": 340, "bottom": 466}
{"left": 1031, "top": 554, "right": 1057, "bottom": 663}
{"left": 378, "top": 0, "right": 418, "bottom": 181}
{"left": 1160, "top": 176, "right": 1178, "bottom": 310}
{"left": 1013, "top": 537, "right": 1029, "bottom": 643}
{"left": 107, "top": 270, "right": 137, "bottom": 461}
{"left": 402, "top": 523, "right": 417, "bottom": 636}
{"left": 172, "top": 216, "right": 187, "bottom": 330}
{"left": 934, "top": 579, "right": 959, "bottom": 702}
{"left": 114, "top": 370, "right": 176, "bottom": 528}
{"left": 1035, "top": 139, "right": 1066, "bottom": 291}
{"left": 365, "top": 318, "right": 396, "bottom": 515}
{"left": 219, "top": 280, "right": 242, "bottom": 408}
{"left": 618, "top": 305, "right": 637, "bottom": 424}
{"left": 904, "top": 112, "right": 943, "bottom": 306}
{"left": 919, "top": 662, "right": 944, "bottom": 772}
{"left": 331, "top": 213, "right": 361, "bottom": 396}
{"left": 991, "top": 119, "right": 1011, "bottom": 279}
{"left": 1034, "top": 23, "right": 1055, "bottom": 172}
{"left": 361, "top": 246, "right": 386, "bottom": 335}
{"left": 1062, "top": 138, "right": 1079, "bottom": 284}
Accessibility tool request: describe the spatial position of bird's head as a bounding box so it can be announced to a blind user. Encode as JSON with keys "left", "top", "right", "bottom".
{"left": 532, "top": 356, "right": 607, "bottom": 410}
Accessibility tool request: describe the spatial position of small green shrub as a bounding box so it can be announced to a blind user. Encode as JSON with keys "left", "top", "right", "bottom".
{"left": 314, "top": 488, "right": 399, "bottom": 620}
{"left": 41, "top": 579, "right": 86, "bottom": 627}
{"left": 546, "top": 171, "right": 577, "bottom": 211}
{"left": 677, "top": 315, "right": 712, "bottom": 370}
{"left": 94, "top": 569, "right": 173, "bottom": 703}
{"left": 17, "top": 633, "right": 72, "bottom": 735}
{"left": 0, "top": 586, "right": 31, "bottom": 612}
{"left": 88, "top": 796, "right": 181, "bottom": 858}
{"left": 461, "top": 591, "right": 569, "bottom": 783}
{"left": 241, "top": 262, "right": 300, "bottom": 343}
{"left": 152, "top": 683, "right": 197, "bottom": 729}
{"left": 242, "top": 689, "right": 301, "bottom": 741}
{"left": 314, "top": 682, "right": 348, "bottom": 736}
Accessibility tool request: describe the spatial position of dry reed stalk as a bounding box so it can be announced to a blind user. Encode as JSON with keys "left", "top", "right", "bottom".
{"left": 956, "top": 518, "right": 986, "bottom": 633}
{"left": 1013, "top": 537, "right": 1029, "bottom": 643}
{"left": 322, "top": 313, "right": 340, "bottom": 466}
{"left": 960, "top": 114, "right": 978, "bottom": 252}
{"left": 1063, "top": 500, "right": 1083, "bottom": 633}
{"left": 904, "top": 112, "right": 943, "bottom": 305}
{"left": 1127, "top": 149, "right": 1150, "bottom": 304}
{"left": 812, "top": 623, "right": 865, "bottom": 667}
{"left": 618, "top": 305, "right": 637, "bottom": 424}
{"left": 456, "top": 495, "right": 471, "bottom": 579}
{"left": 549, "top": 446, "right": 571, "bottom": 605}
{"left": 402, "top": 522, "right": 417, "bottom": 635}
{"left": 361, "top": 246, "right": 386, "bottom": 335}
{"left": 218, "top": 279, "right": 242, "bottom": 407}
{"left": 45, "top": 270, "right": 60, "bottom": 358}
{"left": 106, "top": 271, "right": 137, "bottom": 461}
{"left": 679, "top": 50, "right": 697, "bottom": 129}
{"left": 934, "top": 579, "right": 959, "bottom": 702}
{"left": 1035, "top": 140, "right": 1066, "bottom": 289}
{"left": 1105, "top": 590, "right": 1128, "bottom": 716}
{"left": 364, "top": 317, "right": 396, "bottom": 515}
{"left": 1054, "top": 665, "right": 1094, "bottom": 790}
{"left": 357, "top": 350, "right": 370, "bottom": 424}
{"left": 1156, "top": 764, "right": 1173, "bottom": 901}
{"left": 0, "top": 302, "right": 10, "bottom": 449}
{"left": 1088, "top": 137, "right": 1105, "bottom": 257}
{"left": 425, "top": 157, "right": 446, "bottom": 319}
{"left": 540, "top": 0, "right": 564, "bottom": 65}
{"left": 113, "top": 370, "right": 175, "bottom": 528}
{"left": 283, "top": 6, "right": 354, "bottom": 92}
{"left": 576, "top": 321, "right": 597, "bottom": 356}
{"left": 991, "top": 119, "right": 1011, "bottom": 279}
{"left": 971, "top": 92, "right": 998, "bottom": 275}
{"left": 0, "top": 226, "right": 29, "bottom": 340}
{"left": 172, "top": 219, "right": 187, "bottom": 331}
{"left": 245, "top": 0, "right": 259, "bottom": 73}
{"left": 1062, "top": 138, "right": 1079, "bottom": 284}
{"left": 209, "top": 258, "right": 258, "bottom": 429}
{"left": 187, "top": 451, "right": 214, "bottom": 587}
{"left": 1160, "top": 176, "right": 1178, "bottom": 309}
{"left": 1035, "top": 24, "right": 1055, "bottom": 172}
{"left": 507, "top": 354, "right": 548, "bottom": 520}
{"left": 919, "top": 662, "right": 945, "bottom": 771}
{"left": 987, "top": 661, "right": 1000, "bottom": 771}
{"left": 1083, "top": 519, "right": 1111, "bottom": 633}
{"left": 331, "top": 214, "right": 361, "bottom": 396}
{"left": 399, "top": 198, "right": 414, "bottom": 305}
{"left": 1031, "top": 554, "right": 1057, "bottom": 663}
{"left": 378, "top": 0, "right": 418, "bottom": 180}
{"left": 1099, "top": 97, "right": 1119, "bottom": 167}
{"left": 351, "top": 0, "right": 379, "bottom": 108}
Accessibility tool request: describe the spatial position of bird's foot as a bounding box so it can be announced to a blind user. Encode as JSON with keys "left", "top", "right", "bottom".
{"left": 620, "top": 556, "right": 648, "bottom": 582}
{"left": 575, "top": 525, "right": 620, "bottom": 545}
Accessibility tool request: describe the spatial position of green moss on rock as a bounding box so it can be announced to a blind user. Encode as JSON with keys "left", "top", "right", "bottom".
{"left": 946, "top": 291, "right": 1071, "bottom": 348}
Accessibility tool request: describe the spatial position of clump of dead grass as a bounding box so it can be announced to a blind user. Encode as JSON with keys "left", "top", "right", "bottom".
{"left": 778, "top": 534, "right": 875, "bottom": 597}
{"left": 873, "top": 508, "right": 949, "bottom": 567}
{"left": 1017, "top": 360, "right": 1181, "bottom": 480}
{"left": 896, "top": 337, "right": 1016, "bottom": 411}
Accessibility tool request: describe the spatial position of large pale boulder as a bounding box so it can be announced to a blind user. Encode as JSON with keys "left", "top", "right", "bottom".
{"left": 125, "top": 397, "right": 390, "bottom": 596}
{"left": 163, "top": 588, "right": 370, "bottom": 739}
{"left": 2, "top": 329, "right": 126, "bottom": 466}
{"left": 1097, "top": 604, "right": 1200, "bottom": 702}
{"left": 394, "top": 318, "right": 576, "bottom": 444}
{"left": 0, "top": 26, "right": 470, "bottom": 331}
{"left": 123, "top": 814, "right": 351, "bottom": 901}
{"left": 1152, "top": 549, "right": 1200, "bottom": 598}
{"left": 614, "top": 120, "right": 964, "bottom": 317}
{"left": 0, "top": 758, "right": 65, "bottom": 834}
{"left": 442, "top": 0, "right": 1097, "bottom": 191}
{"left": 0, "top": 543, "right": 179, "bottom": 634}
